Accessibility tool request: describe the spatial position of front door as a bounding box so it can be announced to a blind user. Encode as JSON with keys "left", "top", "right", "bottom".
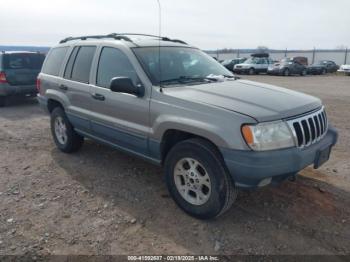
{"left": 88, "top": 46, "right": 150, "bottom": 156}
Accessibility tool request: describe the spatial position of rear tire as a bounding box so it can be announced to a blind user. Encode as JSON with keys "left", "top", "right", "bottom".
{"left": 50, "top": 107, "right": 84, "bottom": 153}
{"left": 0, "top": 97, "right": 6, "bottom": 107}
{"left": 164, "top": 138, "right": 237, "bottom": 219}
{"left": 248, "top": 68, "right": 255, "bottom": 75}
{"left": 283, "top": 68, "right": 290, "bottom": 76}
{"left": 301, "top": 69, "right": 307, "bottom": 76}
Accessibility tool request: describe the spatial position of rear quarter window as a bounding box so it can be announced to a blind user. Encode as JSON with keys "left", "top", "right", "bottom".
{"left": 42, "top": 47, "right": 69, "bottom": 76}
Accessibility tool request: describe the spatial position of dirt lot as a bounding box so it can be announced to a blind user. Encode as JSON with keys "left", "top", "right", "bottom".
{"left": 0, "top": 75, "right": 349, "bottom": 256}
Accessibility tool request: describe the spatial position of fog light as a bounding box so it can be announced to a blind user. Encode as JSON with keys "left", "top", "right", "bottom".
{"left": 258, "top": 177, "right": 272, "bottom": 187}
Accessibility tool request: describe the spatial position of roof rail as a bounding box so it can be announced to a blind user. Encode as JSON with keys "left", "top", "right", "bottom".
{"left": 117, "top": 33, "right": 187, "bottom": 44}
{"left": 118, "top": 33, "right": 187, "bottom": 45}
{"left": 59, "top": 33, "right": 187, "bottom": 45}
{"left": 59, "top": 33, "right": 132, "bottom": 44}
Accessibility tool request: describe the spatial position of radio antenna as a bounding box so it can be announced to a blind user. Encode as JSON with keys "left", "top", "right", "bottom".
{"left": 157, "top": 0, "right": 163, "bottom": 92}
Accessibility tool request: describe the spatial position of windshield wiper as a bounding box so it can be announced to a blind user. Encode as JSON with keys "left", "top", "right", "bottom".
{"left": 160, "top": 76, "right": 217, "bottom": 85}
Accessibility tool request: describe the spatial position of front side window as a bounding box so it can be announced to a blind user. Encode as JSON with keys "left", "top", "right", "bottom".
{"left": 71, "top": 46, "right": 96, "bottom": 83}
{"left": 42, "top": 47, "right": 68, "bottom": 76}
{"left": 97, "top": 47, "right": 139, "bottom": 88}
{"left": 133, "top": 47, "right": 232, "bottom": 85}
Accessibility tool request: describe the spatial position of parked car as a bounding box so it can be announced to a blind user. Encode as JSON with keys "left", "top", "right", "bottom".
{"left": 221, "top": 58, "right": 247, "bottom": 72}
{"left": 338, "top": 64, "right": 350, "bottom": 76}
{"left": 37, "top": 34, "right": 338, "bottom": 219}
{"left": 0, "top": 51, "right": 45, "bottom": 106}
{"left": 291, "top": 56, "right": 308, "bottom": 66}
{"left": 308, "top": 60, "right": 339, "bottom": 75}
{"left": 233, "top": 54, "right": 274, "bottom": 75}
{"left": 268, "top": 57, "right": 307, "bottom": 76}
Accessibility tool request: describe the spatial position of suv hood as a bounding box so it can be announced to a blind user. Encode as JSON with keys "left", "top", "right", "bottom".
{"left": 163, "top": 79, "right": 322, "bottom": 122}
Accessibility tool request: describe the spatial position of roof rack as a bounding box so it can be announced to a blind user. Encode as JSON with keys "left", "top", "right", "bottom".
{"left": 59, "top": 33, "right": 132, "bottom": 44}
{"left": 117, "top": 33, "right": 187, "bottom": 44}
{"left": 59, "top": 33, "right": 187, "bottom": 45}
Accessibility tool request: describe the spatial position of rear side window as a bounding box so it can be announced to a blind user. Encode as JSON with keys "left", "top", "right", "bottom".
{"left": 97, "top": 47, "right": 138, "bottom": 88}
{"left": 70, "top": 46, "right": 96, "bottom": 83}
{"left": 64, "top": 47, "right": 79, "bottom": 79}
{"left": 42, "top": 47, "right": 68, "bottom": 76}
{"left": 4, "top": 53, "right": 45, "bottom": 70}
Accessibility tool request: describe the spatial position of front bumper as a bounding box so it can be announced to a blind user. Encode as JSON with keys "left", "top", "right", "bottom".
{"left": 267, "top": 68, "right": 283, "bottom": 75}
{"left": 220, "top": 126, "right": 338, "bottom": 188}
{"left": 0, "top": 83, "right": 37, "bottom": 96}
{"left": 337, "top": 69, "right": 350, "bottom": 75}
{"left": 307, "top": 68, "right": 323, "bottom": 74}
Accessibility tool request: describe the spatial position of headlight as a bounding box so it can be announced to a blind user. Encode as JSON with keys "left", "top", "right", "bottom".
{"left": 241, "top": 121, "right": 295, "bottom": 151}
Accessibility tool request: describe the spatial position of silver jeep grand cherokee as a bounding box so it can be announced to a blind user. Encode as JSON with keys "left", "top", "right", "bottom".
{"left": 37, "top": 34, "right": 338, "bottom": 219}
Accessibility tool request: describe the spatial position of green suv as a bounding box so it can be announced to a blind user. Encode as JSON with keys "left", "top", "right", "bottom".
{"left": 0, "top": 51, "right": 45, "bottom": 106}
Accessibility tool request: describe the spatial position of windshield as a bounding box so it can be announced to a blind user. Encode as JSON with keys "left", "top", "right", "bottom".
{"left": 133, "top": 47, "right": 233, "bottom": 85}
{"left": 222, "top": 59, "right": 232, "bottom": 65}
{"left": 243, "top": 57, "right": 260, "bottom": 64}
{"left": 280, "top": 58, "right": 292, "bottom": 63}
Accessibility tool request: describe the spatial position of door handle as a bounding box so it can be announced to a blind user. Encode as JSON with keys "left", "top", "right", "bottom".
{"left": 91, "top": 93, "right": 105, "bottom": 101}
{"left": 59, "top": 84, "right": 68, "bottom": 91}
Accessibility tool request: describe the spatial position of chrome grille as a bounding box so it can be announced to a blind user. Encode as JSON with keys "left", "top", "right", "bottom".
{"left": 286, "top": 107, "right": 328, "bottom": 148}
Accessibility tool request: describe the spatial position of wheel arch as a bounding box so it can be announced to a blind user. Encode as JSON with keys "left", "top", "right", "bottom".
{"left": 47, "top": 99, "right": 64, "bottom": 113}
{"left": 159, "top": 128, "right": 226, "bottom": 165}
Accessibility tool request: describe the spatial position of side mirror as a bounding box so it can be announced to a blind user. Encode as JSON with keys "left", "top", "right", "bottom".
{"left": 109, "top": 77, "right": 144, "bottom": 96}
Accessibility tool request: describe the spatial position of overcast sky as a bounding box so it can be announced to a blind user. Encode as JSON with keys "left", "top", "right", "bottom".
{"left": 1, "top": 0, "right": 349, "bottom": 50}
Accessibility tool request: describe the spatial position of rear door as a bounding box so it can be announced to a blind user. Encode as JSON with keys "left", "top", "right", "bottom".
{"left": 3, "top": 53, "right": 45, "bottom": 86}
{"left": 60, "top": 45, "right": 97, "bottom": 133}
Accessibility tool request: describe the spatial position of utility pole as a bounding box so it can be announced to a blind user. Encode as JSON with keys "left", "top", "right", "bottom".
{"left": 284, "top": 48, "right": 287, "bottom": 57}
{"left": 312, "top": 47, "right": 316, "bottom": 64}
{"left": 345, "top": 48, "right": 348, "bottom": 64}
{"left": 237, "top": 49, "right": 240, "bottom": 58}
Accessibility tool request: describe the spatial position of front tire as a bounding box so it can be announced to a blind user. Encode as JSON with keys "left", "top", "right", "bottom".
{"left": 164, "top": 138, "right": 237, "bottom": 219}
{"left": 248, "top": 68, "right": 255, "bottom": 75}
{"left": 50, "top": 107, "right": 84, "bottom": 153}
{"left": 301, "top": 69, "right": 307, "bottom": 76}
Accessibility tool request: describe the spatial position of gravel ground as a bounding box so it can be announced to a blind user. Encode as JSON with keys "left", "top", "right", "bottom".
{"left": 0, "top": 75, "right": 349, "bottom": 256}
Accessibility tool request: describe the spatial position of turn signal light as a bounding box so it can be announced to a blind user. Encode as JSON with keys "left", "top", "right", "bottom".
{"left": 0, "top": 72, "right": 7, "bottom": 83}
{"left": 241, "top": 125, "right": 254, "bottom": 145}
{"left": 36, "top": 78, "right": 41, "bottom": 93}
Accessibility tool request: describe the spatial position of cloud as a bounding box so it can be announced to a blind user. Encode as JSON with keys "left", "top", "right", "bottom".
{"left": 1, "top": 0, "right": 349, "bottom": 49}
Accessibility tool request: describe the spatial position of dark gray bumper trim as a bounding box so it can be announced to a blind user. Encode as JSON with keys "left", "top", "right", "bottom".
{"left": 220, "top": 126, "right": 338, "bottom": 188}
